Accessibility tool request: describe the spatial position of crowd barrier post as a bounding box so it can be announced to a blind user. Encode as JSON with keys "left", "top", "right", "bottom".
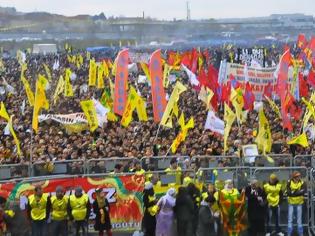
{"left": 310, "top": 168, "right": 315, "bottom": 234}
{"left": 293, "top": 155, "right": 314, "bottom": 169}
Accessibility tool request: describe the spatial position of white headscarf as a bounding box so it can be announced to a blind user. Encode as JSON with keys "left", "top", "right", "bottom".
{"left": 159, "top": 188, "right": 176, "bottom": 209}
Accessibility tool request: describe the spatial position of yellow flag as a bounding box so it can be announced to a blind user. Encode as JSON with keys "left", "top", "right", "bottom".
{"left": 163, "top": 64, "right": 172, "bottom": 88}
{"left": 89, "top": 59, "right": 97, "bottom": 86}
{"left": 8, "top": 116, "right": 21, "bottom": 157}
{"left": 86, "top": 51, "right": 91, "bottom": 60}
{"left": 0, "top": 102, "right": 10, "bottom": 121}
{"left": 230, "top": 88, "right": 244, "bottom": 124}
{"left": 21, "top": 77, "right": 34, "bottom": 106}
{"left": 287, "top": 133, "right": 309, "bottom": 147}
{"left": 160, "top": 81, "right": 187, "bottom": 128}
{"left": 53, "top": 76, "right": 65, "bottom": 104}
{"left": 64, "top": 69, "right": 73, "bottom": 97}
{"left": 302, "top": 96, "right": 315, "bottom": 130}
{"left": 135, "top": 96, "right": 148, "bottom": 122}
{"left": 32, "top": 75, "right": 49, "bottom": 133}
{"left": 199, "top": 86, "right": 214, "bottom": 110}
{"left": 171, "top": 116, "right": 194, "bottom": 153}
{"left": 103, "top": 61, "right": 109, "bottom": 78}
{"left": 255, "top": 108, "right": 272, "bottom": 154}
{"left": 140, "top": 62, "right": 151, "bottom": 82}
{"left": 80, "top": 100, "right": 98, "bottom": 132}
{"left": 97, "top": 64, "right": 105, "bottom": 89}
{"left": 111, "top": 58, "right": 117, "bottom": 76}
{"left": 121, "top": 87, "right": 142, "bottom": 127}
{"left": 20, "top": 63, "right": 27, "bottom": 80}
{"left": 43, "top": 64, "right": 52, "bottom": 81}
{"left": 265, "top": 96, "right": 281, "bottom": 119}
{"left": 224, "top": 103, "right": 236, "bottom": 152}
{"left": 198, "top": 56, "right": 204, "bottom": 72}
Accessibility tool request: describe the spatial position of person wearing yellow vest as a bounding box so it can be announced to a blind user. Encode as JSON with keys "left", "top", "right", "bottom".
{"left": 50, "top": 186, "right": 69, "bottom": 236}
{"left": 133, "top": 160, "right": 145, "bottom": 175}
{"left": 27, "top": 186, "right": 50, "bottom": 236}
{"left": 286, "top": 171, "right": 306, "bottom": 236}
{"left": 68, "top": 187, "right": 91, "bottom": 236}
{"left": 142, "top": 182, "right": 157, "bottom": 236}
{"left": 165, "top": 158, "right": 182, "bottom": 185}
{"left": 263, "top": 173, "right": 284, "bottom": 236}
{"left": 220, "top": 179, "right": 239, "bottom": 201}
{"left": 93, "top": 188, "right": 112, "bottom": 236}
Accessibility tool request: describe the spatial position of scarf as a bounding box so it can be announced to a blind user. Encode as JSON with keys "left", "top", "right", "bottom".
{"left": 96, "top": 195, "right": 106, "bottom": 224}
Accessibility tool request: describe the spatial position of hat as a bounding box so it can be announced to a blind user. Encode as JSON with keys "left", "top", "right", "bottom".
{"left": 270, "top": 173, "right": 278, "bottom": 180}
{"left": 75, "top": 187, "right": 83, "bottom": 194}
{"left": 95, "top": 188, "right": 102, "bottom": 193}
{"left": 292, "top": 171, "right": 301, "bottom": 178}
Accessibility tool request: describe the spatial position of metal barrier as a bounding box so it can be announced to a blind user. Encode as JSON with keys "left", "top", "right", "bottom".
{"left": 0, "top": 163, "right": 30, "bottom": 180}
{"left": 86, "top": 157, "right": 136, "bottom": 174}
{"left": 140, "top": 156, "right": 189, "bottom": 171}
{"left": 32, "top": 160, "right": 86, "bottom": 176}
{"left": 310, "top": 168, "right": 315, "bottom": 234}
{"left": 242, "top": 154, "right": 293, "bottom": 167}
{"left": 293, "top": 155, "right": 314, "bottom": 168}
{"left": 193, "top": 155, "right": 240, "bottom": 169}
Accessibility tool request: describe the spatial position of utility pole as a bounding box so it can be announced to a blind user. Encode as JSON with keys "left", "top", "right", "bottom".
{"left": 186, "top": 1, "right": 191, "bottom": 21}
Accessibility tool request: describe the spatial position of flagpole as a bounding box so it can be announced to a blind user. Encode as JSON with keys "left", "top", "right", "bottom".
{"left": 165, "top": 145, "right": 172, "bottom": 157}
{"left": 154, "top": 124, "right": 161, "bottom": 142}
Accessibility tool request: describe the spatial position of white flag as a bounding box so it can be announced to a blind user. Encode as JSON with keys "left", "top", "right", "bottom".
{"left": 92, "top": 98, "right": 109, "bottom": 127}
{"left": 204, "top": 110, "right": 224, "bottom": 135}
{"left": 181, "top": 64, "right": 199, "bottom": 86}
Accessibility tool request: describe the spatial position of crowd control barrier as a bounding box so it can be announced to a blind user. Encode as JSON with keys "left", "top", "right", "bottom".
{"left": 140, "top": 155, "right": 189, "bottom": 171}
{"left": 193, "top": 155, "right": 241, "bottom": 168}
{"left": 0, "top": 163, "right": 30, "bottom": 180}
{"left": 86, "top": 157, "right": 137, "bottom": 174}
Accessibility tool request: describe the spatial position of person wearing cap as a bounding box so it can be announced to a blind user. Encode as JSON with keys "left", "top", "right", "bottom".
{"left": 263, "top": 173, "right": 284, "bottom": 236}
{"left": 68, "top": 186, "right": 91, "bottom": 236}
{"left": 165, "top": 158, "right": 182, "bottom": 185}
{"left": 93, "top": 188, "right": 112, "bottom": 236}
{"left": 142, "top": 182, "right": 157, "bottom": 236}
{"left": 50, "top": 186, "right": 69, "bottom": 236}
{"left": 197, "top": 195, "right": 218, "bottom": 236}
{"left": 286, "top": 171, "right": 307, "bottom": 236}
{"left": 245, "top": 179, "right": 267, "bottom": 236}
{"left": 27, "top": 186, "right": 51, "bottom": 236}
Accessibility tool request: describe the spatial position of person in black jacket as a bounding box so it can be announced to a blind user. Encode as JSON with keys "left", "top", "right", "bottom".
{"left": 245, "top": 179, "right": 267, "bottom": 236}
{"left": 93, "top": 188, "right": 112, "bottom": 236}
{"left": 197, "top": 195, "right": 217, "bottom": 236}
{"left": 174, "top": 187, "right": 194, "bottom": 236}
{"left": 187, "top": 183, "right": 201, "bottom": 236}
{"left": 142, "top": 182, "right": 157, "bottom": 236}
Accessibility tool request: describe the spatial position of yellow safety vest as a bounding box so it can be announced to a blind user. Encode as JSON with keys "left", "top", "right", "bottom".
{"left": 69, "top": 194, "right": 89, "bottom": 221}
{"left": 264, "top": 183, "right": 282, "bottom": 207}
{"left": 51, "top": 195, "right": 69, "bottom": 221}
{"left": 288, "top": 180, "right": 304, "bottom": 205}
{"left": 135, "top": 169, "right": 145, "bottom": 175}
{"left": 183, "top": 176, "right": 193, "bottom": 186}
{"left": 28, "top": 193, "right": 49, "bottom": 221}
{"left": 165, "top": 167, "right": 182, "bottom": 185}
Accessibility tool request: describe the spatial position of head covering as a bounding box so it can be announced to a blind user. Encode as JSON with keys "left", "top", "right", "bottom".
{"left": 144, "top": 182, "right": 153, "bottom": 190}
{"left": 224, "top": 179, "right": 233, "bottom": 190}
{"left": 270, "top": 173, "right": 277, "bottom": 180}
{"left": 292, "top": 171, "right": 301, "bottom": 178}
{"left": 250, "top": 178, "right": 258, "bottom": 185}
{"left": 161, "top": 188, "right": 176, "bottom": 207}
{"left": 95, "top": 188, "right": 102, "bottom": 193}
{"left": 75, "top": 186, "right": 83, "bottom": 195}
{"left": 167, "top": 188, "right": 176, "bottom": 197}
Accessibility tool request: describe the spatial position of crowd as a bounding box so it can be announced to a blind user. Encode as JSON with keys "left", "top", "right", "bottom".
{"left": 0, "top": 44, "right": 314, "bottom": 169}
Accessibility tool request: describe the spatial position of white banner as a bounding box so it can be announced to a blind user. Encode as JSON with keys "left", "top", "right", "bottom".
{"left": 38, "top": 113, "right": 87, "bottom": 124}
{"left": 204, "top": 110, "right": 224, "bottom": 135}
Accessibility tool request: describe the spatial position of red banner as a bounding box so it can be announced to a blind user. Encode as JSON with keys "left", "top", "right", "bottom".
{"left": 114, "top": 49, "right": 129, "bottom": 116}
{"left": 149, "top": 49, "right": 167, "bottom": 122}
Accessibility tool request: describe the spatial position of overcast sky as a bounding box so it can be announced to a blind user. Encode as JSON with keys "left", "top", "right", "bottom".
{"left": 0, "top": 0, "right": 314, "bottom": 20}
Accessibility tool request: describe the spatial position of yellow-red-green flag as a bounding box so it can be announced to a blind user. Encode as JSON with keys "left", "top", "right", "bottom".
{"left": 287, "top": 133, "right": 309, "bottom": 148}
{"left": 255, "top": 108, "right": 272, "bottom": 154}
{"left": 80, "top": 100, "right": 98, "bottom": 132}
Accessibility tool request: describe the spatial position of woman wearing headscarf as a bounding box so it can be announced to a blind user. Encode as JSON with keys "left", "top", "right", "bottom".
{"left": 155, "top": 188, "right": 176, "bottom": 236}
{"left": 142, "top": 182, "right": 158, "bottom": 236}
{"left": 174, "top": 187, "right": 194, "bottom": 236}
{"left": 93, "top": 188, "right": 112, "bottom": 236}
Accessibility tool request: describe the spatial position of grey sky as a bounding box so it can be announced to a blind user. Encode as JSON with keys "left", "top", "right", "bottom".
{"left": 0, "top": 0, "right": 314, "bottom": 19}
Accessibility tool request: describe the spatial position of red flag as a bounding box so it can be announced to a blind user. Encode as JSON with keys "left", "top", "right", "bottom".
{"left": 198, "top": 68, "right": 210, "bottom": 88}
{"left": 190, "top": 48, "right": 199, "bottom": 74}
{"left": 181, "top": 52, "right": 191, "bottom": 68}
{"left": 207, "top": 64, "right": 219, "bottom": 91}
{"left": 297, "top": 34, "right": 307, "bottom": 49}
{"left": 283, "top": 93, "right": 303, "bottom": 120}
{"left": 307, "top": 68, "right": 315, "bottom": 88}
{"left": 281, "top": 110, "right": 293, "bottom": 131}
{"left": 203, "top": 49, "right": 210, "bottom": 65}
{"left": 221, "top": 83, "right": 231, "bottom": 105}
{"left": 299, "top": 72, "right": 308, "bottom": 98}
{"left": 211, "top": 93, "right": 219, "bottom": 112}
{"left": 244, "top": 83, "right": 255, "bottom": 111}
{"left": 276, "top": 49, "right": 291, "bottom": 101}
{"left": 304, "top": 37, "right": 315, "bottom": 62}
{"left": 150, "top": 49, "right": 167, "bottom": 123}
{"left": 113, "top": 49, "right": 129, "bottom": 116}
{"left": 263, "top": 82, "right": 273, "bottom": 98}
